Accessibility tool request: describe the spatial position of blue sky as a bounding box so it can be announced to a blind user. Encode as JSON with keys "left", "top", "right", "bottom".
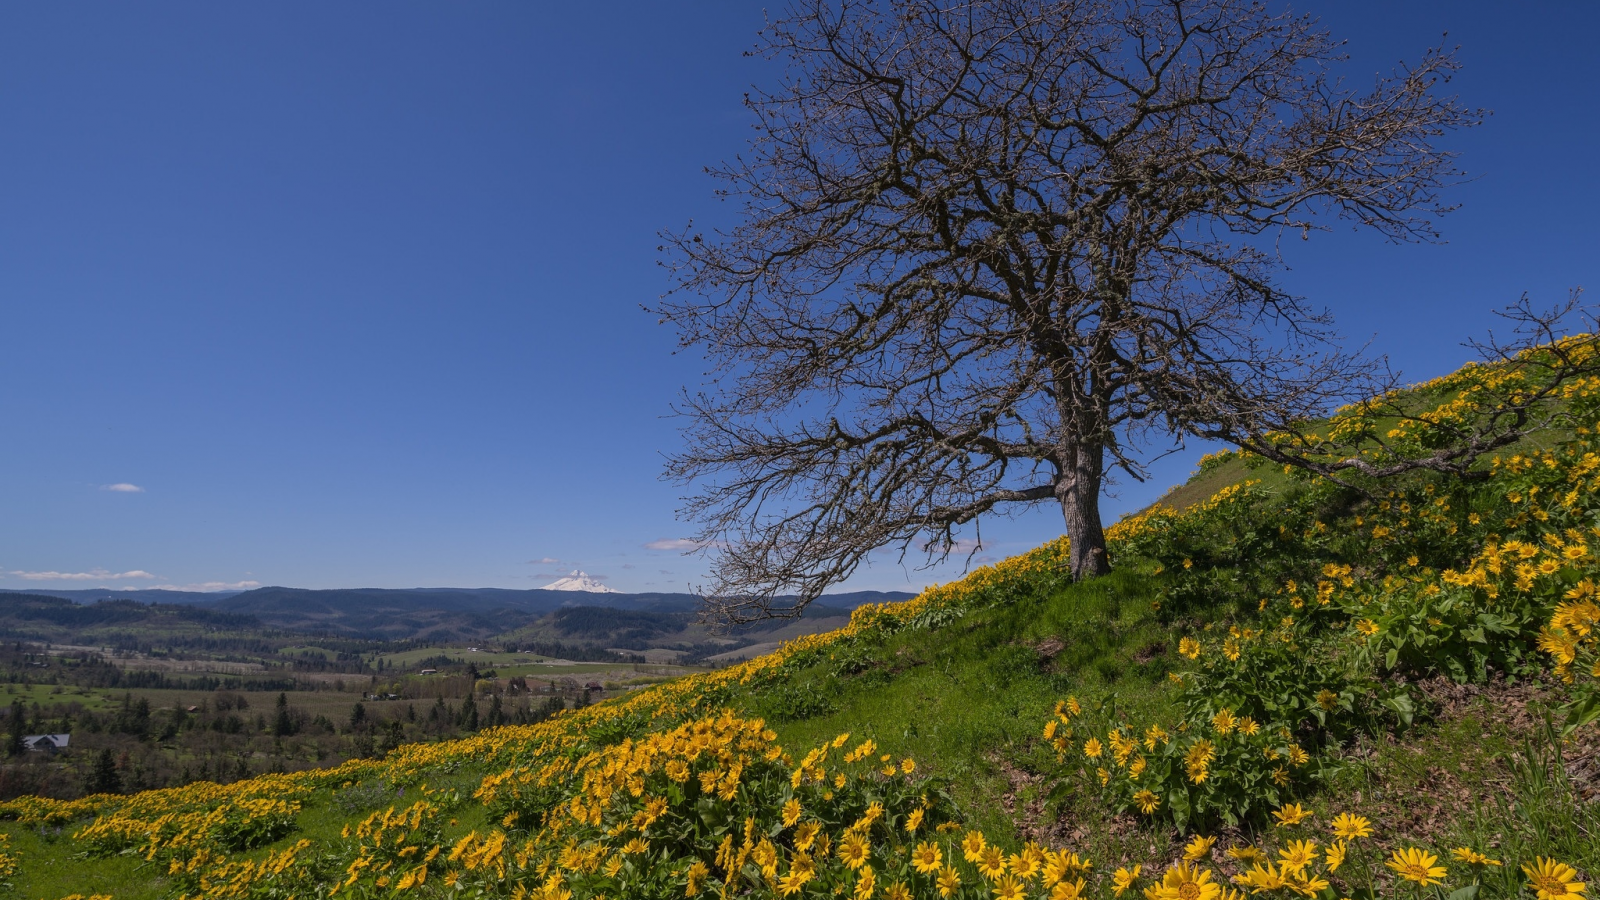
{"left": 1, "top": 2, "right": 1595, "bottom": 595}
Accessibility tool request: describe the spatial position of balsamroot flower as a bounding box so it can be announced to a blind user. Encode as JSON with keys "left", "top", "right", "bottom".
{"left": 1387, "top": 847, "right": 1448, "bottom": 886}
{"left": 1522, "top": 857, "right": 1586, "bottom": 900}
{"left": 1150, "top": 862, "right": 1222, "bottom": 900}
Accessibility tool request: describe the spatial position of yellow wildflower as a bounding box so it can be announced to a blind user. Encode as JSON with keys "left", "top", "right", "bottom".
{"left": 1452, "top": 848, "right": 1502, "bottom": 867}
{"left": 1231, "top": 862, "right": 1288, "bottom": 894}
{"left": 855, "top": 864, "right": 876, "bottom": 900}
{"left": 962, "top": 831, "right": 987, "bottom": 863}
{"left": 1212, "top": 709, "right": 1237, "bottom": 734}
{"left": 1183, "top": 836, "right": 1216, "bottom": 862}
{"left": 1277, "top": 840, "right": 1317, "bottom": 876}
{"left": 1324, "top": 841, "right": 1346, "bottom": 872}
{"left": 905, "top": 807, "right": 924, "bottom": 834}
{"left": 1329, "top": 813, "right": 1372, "bottom": 839}
{"left": 1150, "top": 862, "right": 1222, "bottom": 900}
{"left": 1386, "top": 847, "right": 1447, "bottom": 886}
{"left": 1523, "top": 857, "right": 1586, "bottom": 900}
{"left": 977, "top": 846, "right": 1007, "bottom": 881}
{"left": 993, "top": 874, "right": 1027, "bottom": 900}
{"left": 1052, "top": 878, "right": 1087, "bottom": 900}
{"left": 1226, "top": 846, "right": 1263, "bottom": 863}
{"left": 1272, "top": 803, "right": 1312, "bottom": 826}
{"left": 685, "top": 859, "right": 711, "bottom": 896}
{"left": 839, "top": 831, "right": 871, "bottom": 870}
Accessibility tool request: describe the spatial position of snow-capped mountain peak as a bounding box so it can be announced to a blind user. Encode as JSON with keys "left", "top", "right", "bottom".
{"left": 539, "top": 570, "right": 620, "bottom": 593}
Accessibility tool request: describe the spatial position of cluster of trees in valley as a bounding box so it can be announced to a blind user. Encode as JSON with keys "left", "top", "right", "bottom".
{"left": 0, "top": 647, "right": 599, "bottom": 801}
{"left": 0, "top": 585, "right": 879, "bottom": 800}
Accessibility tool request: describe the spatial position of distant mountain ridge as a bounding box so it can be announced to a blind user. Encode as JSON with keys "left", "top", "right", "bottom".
{"left": 17, "top": 588, "right": 250, "bottom": 604}
{"left": 17, "top": 586, "right": 919, "bottom": 643}
{"left": 0, "top": 591, "right": 264, "bottom": 644}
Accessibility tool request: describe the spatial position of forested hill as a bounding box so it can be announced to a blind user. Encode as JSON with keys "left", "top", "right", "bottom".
{"left": 8, "top": 586, "right": 917, "bottom": 644}
{"left": 15, "top": 588, "right": 249, "bottom": 605}
{"left": 207, "top": 587, "right": 913, "bottom": 642}
{"left": 0, "top": 591, "right": 263, "bottom": 641}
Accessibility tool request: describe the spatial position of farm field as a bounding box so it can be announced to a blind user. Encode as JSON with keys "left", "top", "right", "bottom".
{"left": 0, "top": 634, "right": 690, "bottom": 806}
{"left": 366, "top": 648, "right": 553, "bottom": 670}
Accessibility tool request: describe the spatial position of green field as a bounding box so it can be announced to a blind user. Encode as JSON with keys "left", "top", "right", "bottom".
{"left": 368, "top": 647, "right": 553, "bottom": 669}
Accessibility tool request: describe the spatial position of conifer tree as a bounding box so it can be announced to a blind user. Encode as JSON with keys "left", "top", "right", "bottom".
{"left": 5, "top": 700, "right": 24, "bottom": 757}
{"left": 273, "top": 692, "right": 294, "bottom": 738}
{"left": 87, "top": 748, "right": 121, "bottom": 795}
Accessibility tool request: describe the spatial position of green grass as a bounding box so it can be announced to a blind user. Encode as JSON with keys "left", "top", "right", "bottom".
{"left": 370, "top": 647, "right": 551, "bottom": 669}
{"left": 0, "top": 568, "right": 1192, "bottom": 896}
{"left": 3, "top": 823, "right": 168, "bottom": 900}
{"left": 0, "top": 682, "right": 108, "bottom": 707}
{"left": 726, "top": 569, "right": 1183, "bottom": 847}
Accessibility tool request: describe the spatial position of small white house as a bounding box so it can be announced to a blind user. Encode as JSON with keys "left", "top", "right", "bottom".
{"left": 23, "top": 734, "right": 69, "bottom": 753}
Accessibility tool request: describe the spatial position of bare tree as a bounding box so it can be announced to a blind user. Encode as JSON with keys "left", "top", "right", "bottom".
{"left": 656, "top": 0, "right": 1479, "bottom": 624}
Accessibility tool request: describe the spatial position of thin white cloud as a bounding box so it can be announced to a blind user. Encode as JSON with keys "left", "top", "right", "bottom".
{"left": 10, "top": 568, "right": 158, "bottom": 581}
{"left": 644, "top": 538, "right": 704, "bottom": 551}
{"left": 102, "top": 483, "right": 145, "bottom": 493}
{"left": 151, "top": 581, "right": 261, "bottom": 592}
{"left": 527, "top": 557, "right": 562, "bottom": 565}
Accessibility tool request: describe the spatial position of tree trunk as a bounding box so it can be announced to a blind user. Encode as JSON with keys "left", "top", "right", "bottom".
{"left": 1056, "top": 440, "right": 1111, "bottom": 580}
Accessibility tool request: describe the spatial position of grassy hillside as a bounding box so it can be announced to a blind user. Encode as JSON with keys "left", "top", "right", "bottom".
{"left": 3, "top": 345, "right": 1599, "bottom": 899}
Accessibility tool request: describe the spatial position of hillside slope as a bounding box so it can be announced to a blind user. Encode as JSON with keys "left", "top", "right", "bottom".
{"left": 3, "top": 345, "right": 1599, "bottom": 899}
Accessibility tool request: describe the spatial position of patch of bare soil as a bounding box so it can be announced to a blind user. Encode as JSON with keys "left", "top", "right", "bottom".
{"left": 1567, "top": 739, "right": 1600, "bottom": 806}
{"left": 1133, "top": 641, "right": 1168, "bottom": 664}
{"left": 990, "top": 752, "right": 1064, "bottom": 846}
{"left": 1030, "top": 638, "right": 1065, "bottom": 661}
